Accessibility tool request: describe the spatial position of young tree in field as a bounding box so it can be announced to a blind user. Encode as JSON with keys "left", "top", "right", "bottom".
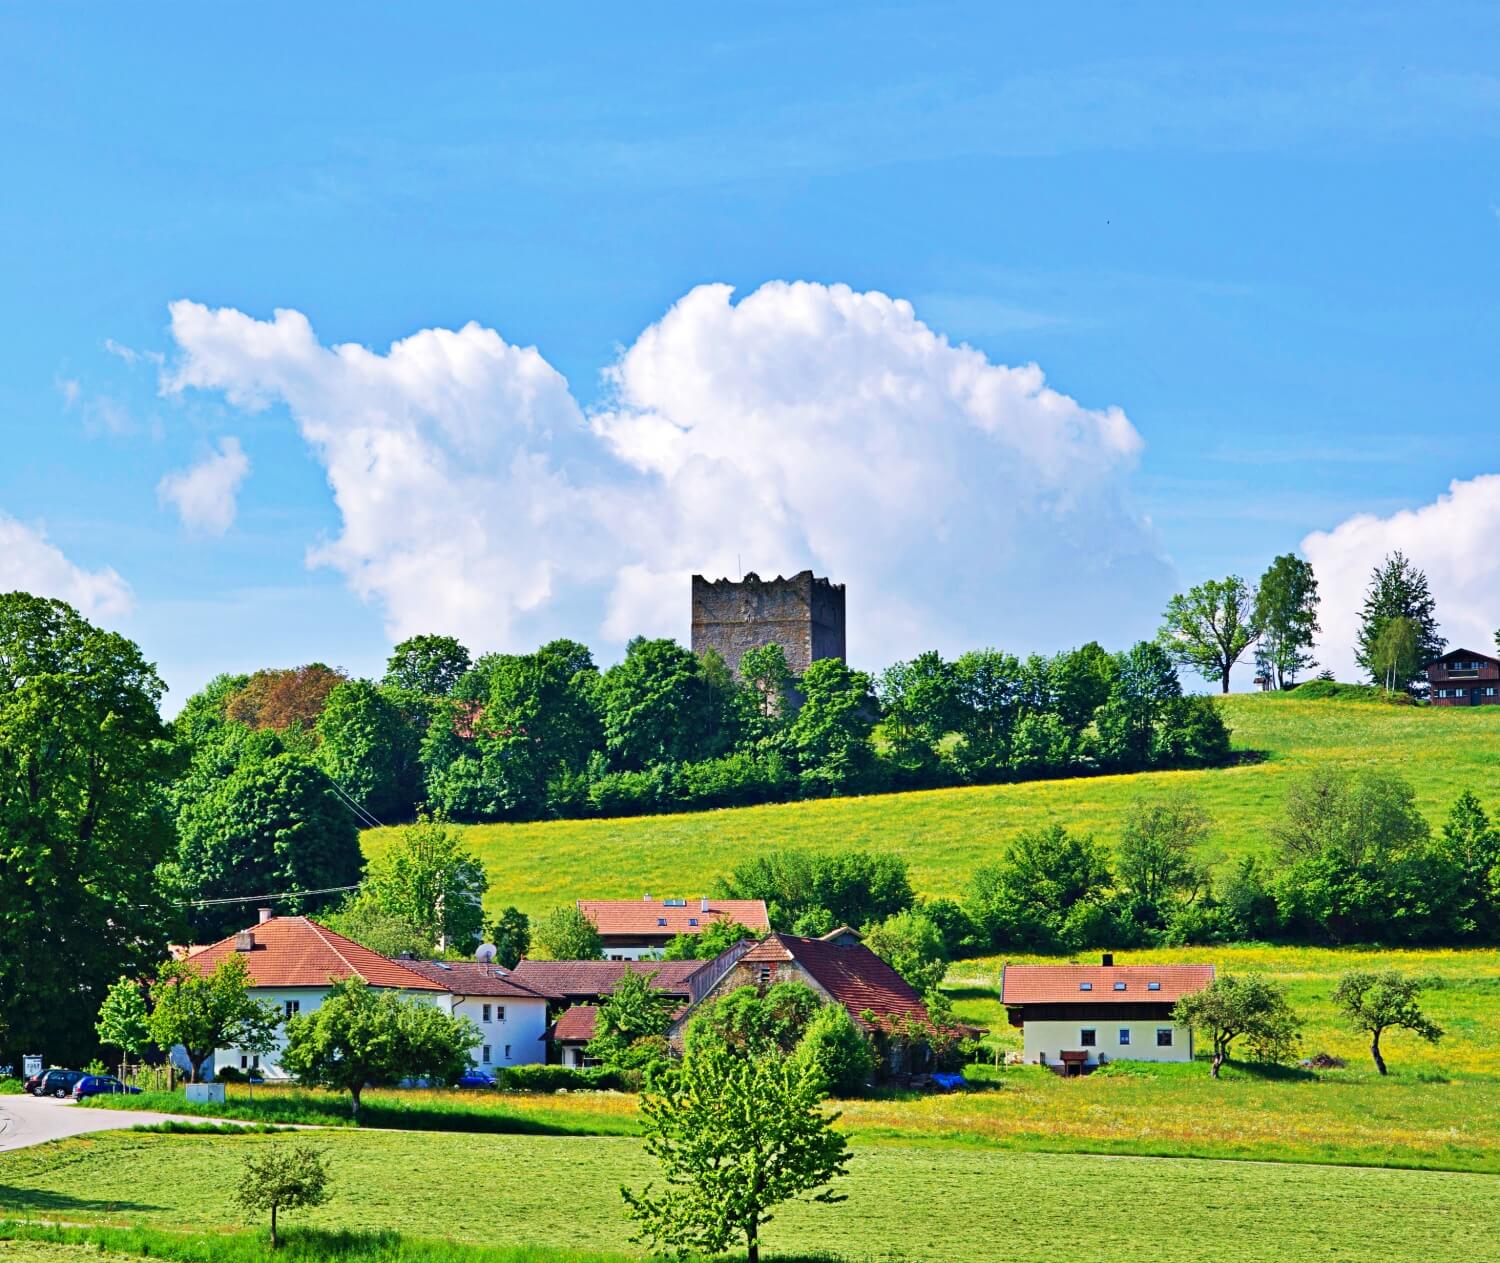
{"left": 1369, "top": 616, "right": 1421, "bottom": 695}
{"left": 531, "top": 905, "right": 604, "bottom": 961}
{"left": 0, "top": 594, "right": 177, "bottom": 1069}
{"left": 488, "top": 906, "right": 531, "bottom": 969}
{"left": 1252, "top": 554, "right": 1320, "bottom": 688}
{"left": 365, "top": 813, "right": 487, "bottom": 952}
{"left": 1116, "top": 791, "right": 1215, "bottom": 924}
{"left": 861, "top": 909, "right": 949, "bottom": 994}
{"left": 95, "top": 977, "right": 152, "bottom": 1074}
{"left": 1332, "top": 970, "right": 1443, "bottom": 1075}
{"left": 1354, "top": 551, "right": 1444, "bottom": 690}
{"left": 1172, "top": 974, "right": 1301, "bottom": 1078}
{"left": 1157, "top": 576, "right": 1259, "bottom": 694}
{"left": 147, "top": 955, "right": 282, "bottom": 1083}
{"left": 234, "top": 1143, "right": 332, "bottom": 1248}
{"left": 622, "top": 1040, "right": 850, "bottom": 1263}
{"left": 280, "top": 977, "right": 478, "bottom": 1117}
{"left": 383, "top": 634, "right": 472, "bottom": 696}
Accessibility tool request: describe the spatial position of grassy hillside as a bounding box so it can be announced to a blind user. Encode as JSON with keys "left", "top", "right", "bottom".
{"left": 4, "top": 1130, "right": 1498, "bottom": 1263}
{"left": 362, "top": 694, "right": 1500, "bottom": 919}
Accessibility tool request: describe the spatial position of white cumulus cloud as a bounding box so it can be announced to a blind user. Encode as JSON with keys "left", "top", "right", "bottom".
{"left": 0, "top": 512, "right": 133, "bottom": 619}
{"left": 1302, "top": 474, "right": 1500, "bottom": 680}
{"left": 157, "top": 436, "right": 252, "bottom": 535}
{"left": 163, "top": 283, "right": 1172, "bottom": 663}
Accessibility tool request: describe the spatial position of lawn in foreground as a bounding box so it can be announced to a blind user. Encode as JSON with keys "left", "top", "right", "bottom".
{"left": 4, "top": 1129, "right": 1499, "bottom": 1263}
{"left": 360, "top": 695, "right": 1500, "bottom": 920}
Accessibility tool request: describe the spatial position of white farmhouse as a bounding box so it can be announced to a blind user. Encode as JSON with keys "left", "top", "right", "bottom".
{"left": 1000, "top": 955, "right": 1215, "bottom": 1072}
{"left": 399, "top": 959, "right": 552, "bottom": 1072}
{"left": 176, "top": 911, "right": 548, "bottom": 1080}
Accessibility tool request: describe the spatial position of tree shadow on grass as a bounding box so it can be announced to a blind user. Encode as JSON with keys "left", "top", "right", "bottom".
{"left": 1224, "top": 1060, "right": 1318, "bottom": 1083}
{"left": 0, "top": 1185, "right": 162, "bottom": 1213}
{"left": 942, "top": 986, "right": 998, "bottom": 1003}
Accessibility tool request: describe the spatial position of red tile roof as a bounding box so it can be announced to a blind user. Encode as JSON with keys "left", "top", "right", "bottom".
{"left": 578, "top": 898, "right": 770, "bottom": 939}
{"left": 547, "top": 1005, "right": 599, "bottom": 1044}
{"left": 184, "top": 917, "right": 444, "bottom": 991}
{"left": 740, "top": 932, "right": 931, "bottom": 1029}
{"left": 399, "top": 959, "right": 554, "bottom": 999}
{"left": 508, "top": 958, "right": 706, "bottom": 1001}
{"left": 1001, "top": 963, "right": 1215, "bottom": 1006}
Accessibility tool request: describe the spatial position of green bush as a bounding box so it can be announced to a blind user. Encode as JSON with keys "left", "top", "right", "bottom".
{"left": 0, "top": 1077, "right": 24, "bottom": 1094}
{"left": 497, "top": 1064, "right": 624, "bottom": 1092}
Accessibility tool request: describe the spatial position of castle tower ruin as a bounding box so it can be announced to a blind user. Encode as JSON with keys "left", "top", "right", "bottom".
{"left": 691, "top": 571, "right": 847, "bottom": 679}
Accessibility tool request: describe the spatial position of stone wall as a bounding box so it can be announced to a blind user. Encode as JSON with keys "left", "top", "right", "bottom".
{"left": 690, "top": 570, "right": 847, "bottom": 678}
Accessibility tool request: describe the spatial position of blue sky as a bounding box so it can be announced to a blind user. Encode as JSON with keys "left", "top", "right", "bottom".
{"left": 3, "top": 4, "right": 1498, "bottom": 708}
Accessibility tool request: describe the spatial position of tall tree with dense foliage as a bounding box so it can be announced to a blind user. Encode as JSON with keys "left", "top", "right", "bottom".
{"left": 877, "top": 651, "right": 958, "bottom": 776}
{"left": 1093, "top": 641, "right": 1182, "bottom": 770}
{"left": 601, "top": 638, "right": 735, "bottom": 770}
{"left": 315, "top": 679, "right": 422, "bottom": 823}
{"left": 1438, "top": 790, "right": 1500, "bottom": 938}
{"left": 321, "top": 892, "right": 428, "bottom": 959}
{"left": 235, "top": 1143, "right": 332, "bottom": 1249}
{"left": 95, "top": 977, "right": 152, "bottom": 1070}
{"left": 488, "top": 906, "right": 532, "bottom": 969}
{"left": 1355, "top": 551, "right": 1444, "bottom": 691}
{"left": 147, "top": 954, "right": 282, "bottom": 1083}
{"left": 1117, "top": 791, "right": 1215, "bottom": 926}
{"left": 622, "top": 1039, "right": 850, "bottom": 1263}
{"left": 585, "top": 967, "right": 676, "bottom": 1072}
{"left": 736, "top": 643, "right": 796, "bottom": 744}
{"left": 1158, "top": 576, "right": 1259, "bottom": 693}
{"left": 1368, "top": 616, "right": 1422, "bottom": 695}
{"left": 1332, "top": 970, "right": 1443, "bottom": 1075}
{"left": 1252, "top": 555, "right": 1320, "bottom": 688}
{"left": 949, "top": 648, "right": 1024, "bottom": 777}
{"left": 964, "top": 824, "right": 1113, "bottom": 951}
{"left": 531, "top": 905, "right": 604, "bottom": 960}
{"left": 1172, "top": 974, "right": 1301, "bottom": 1078}
{"left": 280, "top": 976, "right": 478, "bottom": 1116}
{"left": 364, "top": 813, "right": 487, "bottom": 952}
{"left": 0, "top": 593, "right": 177, "bottom": 1067}
{"left": 226, "top": 663, "right": 347, "bottom": 734}
{"left": 787, "top": 657, "right": 877, "bottom": 793}
{"left": 861, "top": 910, "right": 948, "bottom": 994}
{"left": 174, "top": 750, "right": 365, "bottom": 940}
{"left": 716, "top": 849, "right": 913, "bottom": 932}
{"left": 383, "top": 634, "right": 472, "bottom": 696}
{"left": 661, "top": 919, "right": 760, "bottom": 961}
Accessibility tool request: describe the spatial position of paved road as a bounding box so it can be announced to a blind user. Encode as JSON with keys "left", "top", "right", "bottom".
{"left": 0, "top": 1093, "right": 237, "bottom": 1152}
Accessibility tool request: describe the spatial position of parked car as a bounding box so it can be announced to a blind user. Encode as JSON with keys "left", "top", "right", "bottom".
{"left": 72, "top": 1075, "right": 141, "bottom": 1099}
{"left": 455, "top": 1070, "right": 496, "bottom": 1089}
{"left": 23, "top": 1069, "right": 54, "bottom": 1095}
{"left": 34, "top": 1069, "right": 87, "bottom": 1098}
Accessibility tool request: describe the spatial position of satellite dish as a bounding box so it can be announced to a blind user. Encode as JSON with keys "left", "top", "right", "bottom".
{"left": 474, "top": 943, "right": 497, "bottom": 963}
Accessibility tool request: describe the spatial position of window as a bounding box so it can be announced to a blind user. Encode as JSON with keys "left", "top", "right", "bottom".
{"left": 482, "top": 1045, "right": 491, "bottom": 1064}
{"left": 1118, "top": 1029, "right": 1131, "bottom": 1046}
{"left": 496, "top": 1006, "right": 505, "bottom": 1021}
{"left": 1078, "top": 982, "right": 1093, "bottom": 991}
{"left": 758, "top": 965, "right": 772, "bottom": 984}
{"left": 688, "top": 918, "right": 698, "bottom": 927}
{"left": 284, "top": 1000, "right": 300, "bottom": 1018}
{"left": 657, "top": 917, "right": 668, "bottom": 926}
{"left": 1113, "top": 982, "right": 1127, "bottom": 991}
{"left": 504, "top": 1044, "right": 511, "bottom": 1059}
{"left": 1147, "top": 982, "right": 1161, "bottom": 991}
{"left": 482, "top": 1004, "right": 491, "bottom": 1023}
{"left": 1156, "top": 1028, "right": 1174, "bottom": 1047}
{"left": 1080, "top": 1029, "right": 1097, "bottom": 1047}
{"left": 241, "top": 1055, "right": 249, "bottom": 1069}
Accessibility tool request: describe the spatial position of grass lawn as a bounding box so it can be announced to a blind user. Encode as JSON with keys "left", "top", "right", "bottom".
{"left": 360, "top": 695, "right": 1500, "bottom": 920}
{"left": 4, "top": 1129, "right": 1500, "bottom": 1263}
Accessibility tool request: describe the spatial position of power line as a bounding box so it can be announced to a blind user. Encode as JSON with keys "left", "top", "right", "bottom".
{"left": 162, "top": 883, "right": 362, "bottom": 910}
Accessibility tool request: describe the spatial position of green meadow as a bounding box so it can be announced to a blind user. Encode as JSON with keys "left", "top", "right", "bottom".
{"left": 5, "top": 1129, "right": 1499, "bottom": 1263}
{"left": 361, "top": 694, "right": 1500, "bottom": 920}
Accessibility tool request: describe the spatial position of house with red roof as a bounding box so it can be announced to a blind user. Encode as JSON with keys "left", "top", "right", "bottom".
{"left": 178, "top": 910, "right": 551, "bottom": 1080}
{"left": 667, "top": 927, "right": 953, "bottom": 1077}
{"left": 1001, "top": 953, "right": 1215, "bottom": 1071}
{"left": 577, "top": 895, "right": 771, "bottom": 960}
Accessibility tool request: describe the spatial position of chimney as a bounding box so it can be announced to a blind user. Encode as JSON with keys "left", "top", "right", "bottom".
{"left": 700, "top": 896, "right": 710, "bottom": 913}
{"left": 643, "top": 892, "right": 652, "bottom": 902}
{"left": 258, "top": 907, "right": 273, "bottom": 924}
{"left": 234, "top": 930, "right": 255, "bottom": 953}
{"left": 1101, "top": 952, "right": 1114, "bottom": 967}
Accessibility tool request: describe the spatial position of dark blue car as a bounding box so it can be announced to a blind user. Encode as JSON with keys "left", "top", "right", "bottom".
{"left": 455, "top": 1070, "right": 495, "bottom": 1089}
{"left": 72, "top": 1075, "right": 142, "bottom": 1099}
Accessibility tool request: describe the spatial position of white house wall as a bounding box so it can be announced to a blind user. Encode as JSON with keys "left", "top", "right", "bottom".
{"left": 1022, "top": 1018, "right": 1193, "bottom": 1066}
{"left": 445, "top": 995, "right": 548, "bottom": 1068}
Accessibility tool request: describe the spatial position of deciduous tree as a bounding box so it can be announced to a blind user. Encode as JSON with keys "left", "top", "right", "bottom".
{"left": 601, "top": 638, "right": 734, "bottom": 770}
{"left": 0, "top": 593, "right": 177, "bottom": 1067}
{"left": 1332, "top": 970, "right": 1443, "bottom": 1075}
{"left": 95, "top": 977, "right": 152, "bottom": 1070}
{"left": 585, "top": 968, "right": 675, "bottom": 1073}
{"left": 383, "top": 635, "right": 472, "bottom": 697}
{"left": 622, "top": 1040, "right": 850, "bottom": 1263}
{"left": 488, "top": 906, "right": 531, "bottom": 969}
{"left": 1117, "top": 791, "right": 1215, "bottom": 925}
{"left": 226, "top": 664, "right": 347, "bottom": 734}
{"left": 787, "top": 658, "right": 878, "bottom": 793}
{"left": 1158, "top": 576, "right": 1259, "bottom": 693}
{"left": 234, "top": 1143, "right": 332, "bottom": 1248}
{"left": 147, "top": 955, "right": 282, "bottom": 1083}
{"left": 314, "top": 679, "right": 421, "bottom": 823}
{"left": 861, "top": 909, "right": 948, "bottom": 994}
{"left": 1172, "top": 973, "right": 1301, "bottom": 1078}
{"left": 1253, "top": 555, "right": 1320, "bottom": 688}
{"left": 531, "top": 905, "right": 604, "bottom": 961}
{"left": 365, "top": 813, "right": 487, "bottom": 953}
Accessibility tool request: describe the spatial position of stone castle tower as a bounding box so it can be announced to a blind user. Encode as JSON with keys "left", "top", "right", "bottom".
{"left": 690, "top": 571, "right": 847, "bottom": 679}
